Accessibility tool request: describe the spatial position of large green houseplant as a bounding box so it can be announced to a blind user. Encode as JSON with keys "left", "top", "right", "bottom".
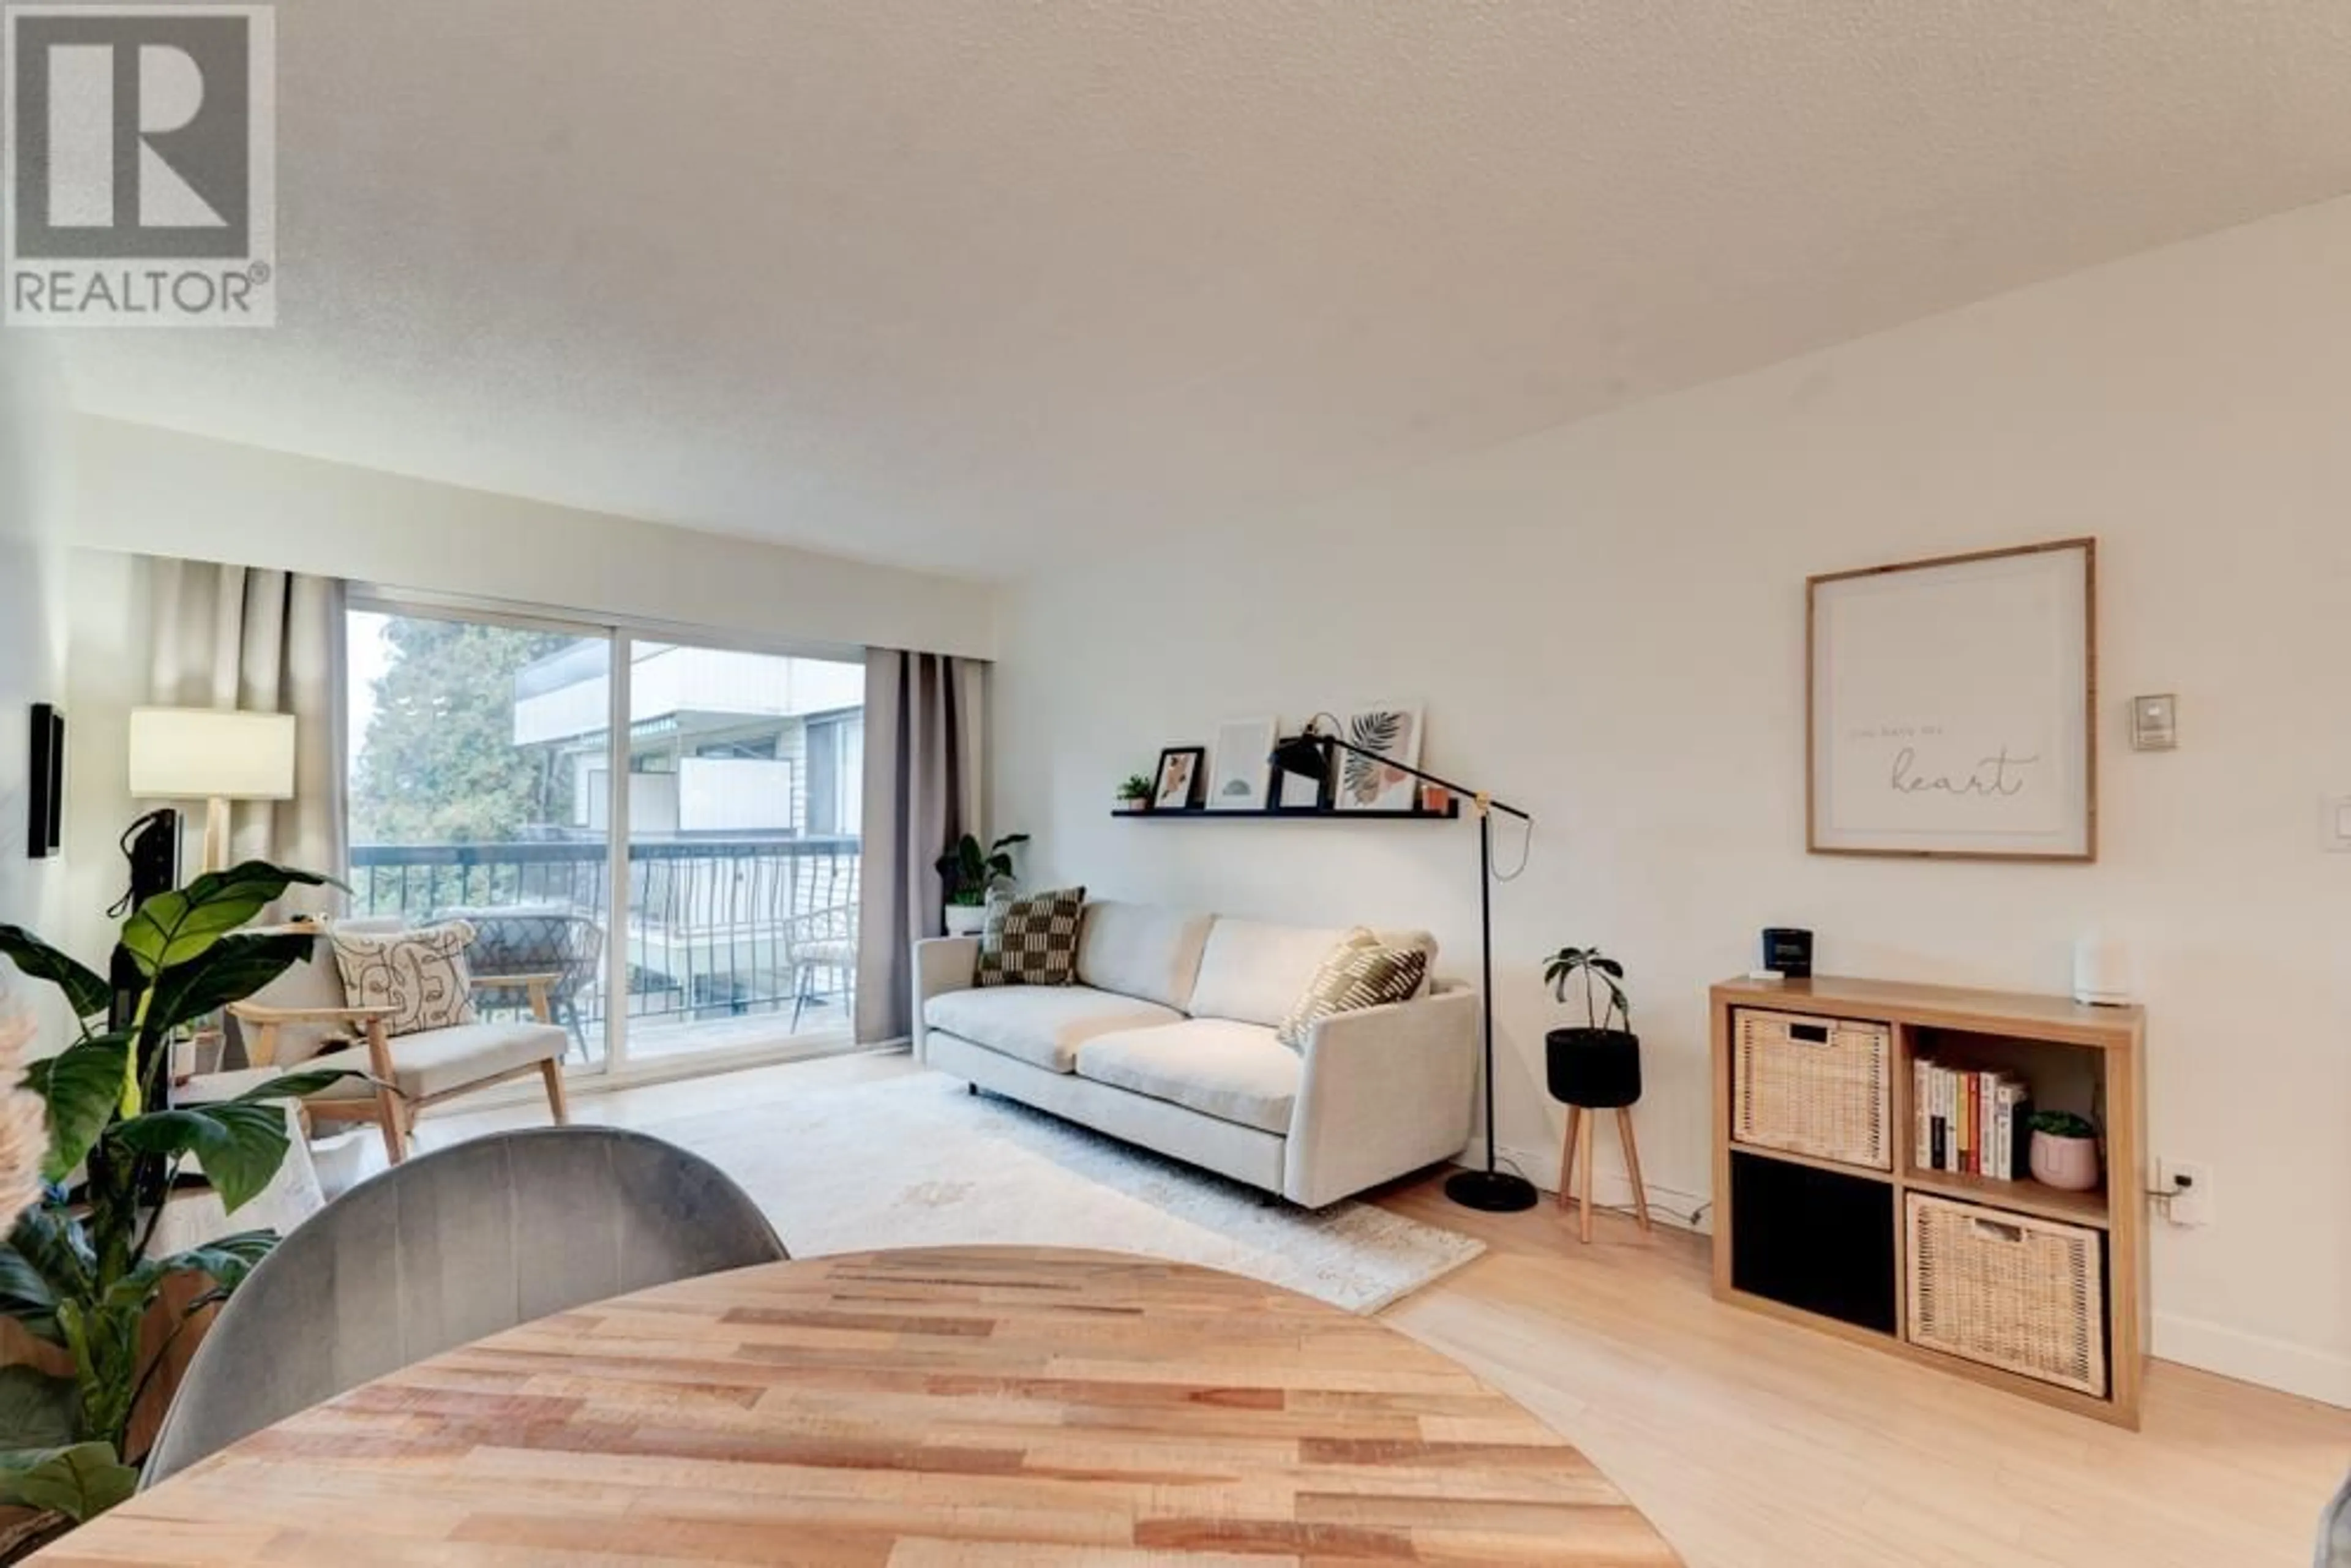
{"left": 0, "top": 861, "right": 353, "bottom": 1539}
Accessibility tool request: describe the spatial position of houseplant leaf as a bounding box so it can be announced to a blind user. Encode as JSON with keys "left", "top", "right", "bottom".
{"left": 0, "top": 1210, "right": 92, "bottom": 1346}
{"left": 0, "top": 1247, "right": 60, "bottom": 1343}
{"left": 141, "top": 932, "right": 317, "bottom": 1040}
{"left": 117, "top": 862, "right": 338, "bottom": 980}
{"left": 0, "top": 1365, "right": 78, "bottom": 1450}
{"left": 105, "top": 1230, "right": 277, "bottom": 1318}
{"left": 0, "top": 1442, "right": 138, "bottom": 1521}
{"left": 21, "top": 1035, "right": 133, "bottom": 1182}
{"left": 106, "top": 1101, "right": 293, "bottom": 1214}
{"left": 228, "top": 1068, "right": 366, "bottom": 1103}
{"left": 0, "top": 928, "right": 110, "bottom": 1026}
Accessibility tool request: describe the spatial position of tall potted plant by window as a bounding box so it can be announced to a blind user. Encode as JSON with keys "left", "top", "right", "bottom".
{"left": 934, "top": 833, "right": 1029, "bottom": 936}
{"left": 0, "top": 861, "right": 356, "bottom": 1551}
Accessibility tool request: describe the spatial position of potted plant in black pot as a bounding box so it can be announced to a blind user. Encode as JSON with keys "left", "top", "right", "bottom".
{"left": 1542, "top": 945, "right": 1641, "bottom": 1111}
{"left": 935, "top": 832, "right": 1030, "bottom": 936}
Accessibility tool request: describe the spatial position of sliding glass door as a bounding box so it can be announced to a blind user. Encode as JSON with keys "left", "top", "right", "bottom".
{"left": 346, "top": 607, "right": 615, "bottom": 1067}
{"left": 619, "top": 639, "right": 865, "bottom": 1063}
{"left": 346, "top": 601, "right": 864, "bottom": 1078}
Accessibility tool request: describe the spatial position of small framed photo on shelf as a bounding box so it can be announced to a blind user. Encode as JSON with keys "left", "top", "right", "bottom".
{"left": 1152, "top": 746, "right": 1207, "bottom": 811}
{"left": 1206, "top": 716, "right": 1278, "bottom": 812}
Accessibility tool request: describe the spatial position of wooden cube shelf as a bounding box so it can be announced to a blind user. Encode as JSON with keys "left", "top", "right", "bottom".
{"left": 1710, "top": 973, "right": 2148, "bottom": 1428}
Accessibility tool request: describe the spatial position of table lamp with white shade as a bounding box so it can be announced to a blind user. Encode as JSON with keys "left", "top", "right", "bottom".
{"left": 128, "top": 707, "right": 298, "bottom": 874}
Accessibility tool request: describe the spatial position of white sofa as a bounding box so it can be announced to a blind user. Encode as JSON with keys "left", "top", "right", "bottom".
{"left": 913, "top": 901, "right": 1479, "bottom": 1207}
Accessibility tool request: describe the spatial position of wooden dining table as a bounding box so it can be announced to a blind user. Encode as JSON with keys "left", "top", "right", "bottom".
{"left": 39, "top": 1246, "right": 1680, "bottom": 1566}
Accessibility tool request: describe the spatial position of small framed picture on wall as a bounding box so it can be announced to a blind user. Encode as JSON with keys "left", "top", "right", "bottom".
{"left": 1153, "top": 746, "right": 1207, "bottom": 811}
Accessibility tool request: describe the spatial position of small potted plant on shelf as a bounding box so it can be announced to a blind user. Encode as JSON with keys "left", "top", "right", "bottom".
{"left": 1541, "top": 945, "right": 1640, "bottom": 1108}
{"left": 2027, "top": 1109, "right": 2102, "bottom": 1191}
{"left": 936, "top": 831, "right": 1030, "bottom": 936}
{"left": 1115, "top": 775, "right": 1153, "bottom": 814}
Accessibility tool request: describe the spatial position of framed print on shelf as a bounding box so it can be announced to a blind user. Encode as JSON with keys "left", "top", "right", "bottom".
{"left": 1333, "top": 703, "right": 1424, "bottom": 813}
{"left": 1152, "top": 746, "right": 1207, "bottom": 811}
{"left": 1809, "top": 538, "right": 2096, "bottom": 861}
{"left": 1207, "top": 716, "right": 1279, "bottom": 812}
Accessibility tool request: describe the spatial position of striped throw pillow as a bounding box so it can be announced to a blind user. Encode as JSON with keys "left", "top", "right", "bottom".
{"left": 1275, "top": 931, "right": 1430, "bottom": 1049}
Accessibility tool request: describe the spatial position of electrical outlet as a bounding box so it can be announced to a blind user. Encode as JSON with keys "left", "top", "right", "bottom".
{"left": 2157, "top": 1158, "right": 2213, "bottom": 1227}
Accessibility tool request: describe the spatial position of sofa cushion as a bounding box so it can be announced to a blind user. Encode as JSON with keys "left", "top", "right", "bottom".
{"left": 1274, "top": 935, "right": 1431, "bottom": 1049}
{"left": 924, "top": 985, "right": 1183, "bottom": 1073}
{"left": 1187, "top": 919, "right": 1367, "bottom": 1027}
{"left": 1075, "top": 1019, "right": 1302, "bottom": 1135}
{"left": 975, "top": 887, "right": 1087, "bottom": 988}
{"left": 1375, "top": 929, "right": 1441, "bottom": 998}
{"left": 1077, "top": 902, "right": 1214, "bottom": 1011}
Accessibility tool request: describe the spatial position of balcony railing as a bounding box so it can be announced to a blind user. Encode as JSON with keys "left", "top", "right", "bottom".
{"left": 348, "top": 835, "right": 860, "bottom": 1035}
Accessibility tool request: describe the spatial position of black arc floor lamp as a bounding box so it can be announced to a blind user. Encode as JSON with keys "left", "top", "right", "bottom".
{"left": 1269, "top": 721, "right": 1539, "bottom": 1214}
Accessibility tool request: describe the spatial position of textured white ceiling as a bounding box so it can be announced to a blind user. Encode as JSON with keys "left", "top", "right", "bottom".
{"left": 53, "top": 1, "right": 2351, "bottom": 579}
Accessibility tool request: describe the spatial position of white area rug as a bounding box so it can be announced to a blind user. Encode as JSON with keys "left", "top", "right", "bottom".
{"left": 648, "top": 1071, "right": 1485, "bottom": 1314}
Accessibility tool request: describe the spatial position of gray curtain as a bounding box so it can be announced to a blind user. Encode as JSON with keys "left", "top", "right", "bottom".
{"left": 148, "top": 560, "right": 348, "bottom": 913}
{"left": 855, "top": 650, "right": 985, "bottom": 1044}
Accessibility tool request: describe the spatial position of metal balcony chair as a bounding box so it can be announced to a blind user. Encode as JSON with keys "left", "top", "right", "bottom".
{"left": 433, "top": 904, "right": 604, "bottom": 1057}
{"left": 781, "top": 901, "right": 857, "bottom": 1030}
{"left": 143, "top": 1127, "right": 786, "bottom": 1488}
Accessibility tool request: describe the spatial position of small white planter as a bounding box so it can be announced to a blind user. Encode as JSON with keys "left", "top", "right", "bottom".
{"left": 943, "top": 904, "right": 988, "bottom": 937}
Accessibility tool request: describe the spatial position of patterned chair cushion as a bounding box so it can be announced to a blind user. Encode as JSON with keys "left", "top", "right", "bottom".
{"left": 1273, "top": 930, "right": 1430, "bottom": 1049}
{"left": 331, "top": 921, "right": 481, "bottom": 1037}
{"left": 975, "top": 887, "right": 1087, "bottom": 988}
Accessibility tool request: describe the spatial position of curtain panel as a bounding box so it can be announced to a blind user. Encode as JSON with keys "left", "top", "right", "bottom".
{"left": 855, "top": 650, "right": 986, "bottom": 1044}
{"left": 148, "top": 559, "right": 348, "bottom": 913}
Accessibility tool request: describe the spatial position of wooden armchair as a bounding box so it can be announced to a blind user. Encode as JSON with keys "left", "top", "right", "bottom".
{"left": 211, "top": 937, "right": 571, "bottom": 1165}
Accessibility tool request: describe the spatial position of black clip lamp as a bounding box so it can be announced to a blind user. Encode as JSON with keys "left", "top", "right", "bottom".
{"left": 1269, "top": 718, "right": 1539, "bottom": 1213}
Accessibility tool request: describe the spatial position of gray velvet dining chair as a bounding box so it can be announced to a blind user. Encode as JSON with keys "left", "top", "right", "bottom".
{"left": 142, "top": 1127, "right": 787, "bottom": 1488}
{"left": 2319, "top": 1470, "right": 2351, "bottom": 1567}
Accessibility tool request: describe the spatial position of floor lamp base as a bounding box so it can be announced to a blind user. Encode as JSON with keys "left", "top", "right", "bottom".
{"left": 1445, "top": 1168, "right": 1540, "bottom": 1213}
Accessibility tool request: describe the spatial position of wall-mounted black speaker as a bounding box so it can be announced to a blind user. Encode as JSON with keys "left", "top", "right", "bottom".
{"left": 27, "top": 703, "right": 64, "bottom": 859}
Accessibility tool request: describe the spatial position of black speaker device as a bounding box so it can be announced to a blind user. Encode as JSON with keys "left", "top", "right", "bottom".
{"left": 1761, "top": 927, "right": 1813, "bottom": 979}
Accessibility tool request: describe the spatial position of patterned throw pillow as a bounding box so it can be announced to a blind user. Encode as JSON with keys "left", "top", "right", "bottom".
{"left": 1275, "top": 930, "right": 1431, "bottom": 1049}
{"left": 331, "top": 921, "right": 481, "bottom": 1037}
{"left": 975, "top": 887, "right": 1087, "bottom": 988}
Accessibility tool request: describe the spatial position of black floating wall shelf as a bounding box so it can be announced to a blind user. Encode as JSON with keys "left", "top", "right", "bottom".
{"left": 1111, "top": 803, "right": 1462, "bottom": 822}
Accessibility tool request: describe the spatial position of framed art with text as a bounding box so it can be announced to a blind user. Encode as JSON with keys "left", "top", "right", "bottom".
{"left": 1808, "top": 538, "right": 2096, "bottom": 861}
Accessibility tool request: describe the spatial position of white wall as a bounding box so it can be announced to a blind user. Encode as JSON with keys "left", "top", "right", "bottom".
{"left": 995, "top": 195, "right": 2351, "bottom": 1402}
{"left": 72, "top": 416, "right": 997, "bottom": 660}
{"left": 0, "top": 337, "right": 75, "bottom": 1048}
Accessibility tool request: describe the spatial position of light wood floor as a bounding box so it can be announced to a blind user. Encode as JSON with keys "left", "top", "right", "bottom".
{"left": 426, "top": 1051, "right": 2351, "bottom": 1568}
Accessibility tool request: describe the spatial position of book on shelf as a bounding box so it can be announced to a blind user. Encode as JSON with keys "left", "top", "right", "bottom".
{"left": 1914, "top": 1058, "right": 2032, "bottom": 1181}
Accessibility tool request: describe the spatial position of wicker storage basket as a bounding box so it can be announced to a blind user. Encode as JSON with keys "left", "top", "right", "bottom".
{"left": 1906, "top": 1193, "right": 2107, "bottom": 1397}
{"left": 1731, "top": 1009, "right": 1891, "bottom": 1171}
